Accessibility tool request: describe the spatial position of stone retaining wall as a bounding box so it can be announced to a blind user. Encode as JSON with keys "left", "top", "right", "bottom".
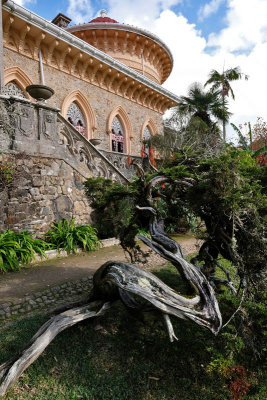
{"left": 0, "top": 276, "right": 93, "bottom": 321}
{"left": 0, "top": 96, "right": 128, "bottom": 234}
{"left": 0, "top": 153, "right": 93, "bottom": 233}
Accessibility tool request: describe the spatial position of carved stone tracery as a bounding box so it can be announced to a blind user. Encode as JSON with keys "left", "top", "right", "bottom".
{"left": 107, "top": 106, "right": 132, "bottom": 154}
{"left": 3, "top": 81, "right": 26, "bottom": 98}
{"left": 61, "top": 90, "right": 96, "bottom": 139}
{"left": 67, "top": 102, "right": 86, "bottom": 127}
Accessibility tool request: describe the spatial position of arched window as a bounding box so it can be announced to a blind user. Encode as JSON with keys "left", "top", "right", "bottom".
{"left": 4, "top": 66, "right": 32, "bottom": 99}
{"left": 143, "top": 125, "right": 152, "bottom": 155}
{"left": 111, "top": 116, "right": 125, "bottom": 153}
{"left": 61, "top": 90, "right": 97, "bottom": 140}
{"left": 107, "top": 106, "right": 133, "bottom": 154}
{"left": 3, "top": 81, "right": 26, "bottom": 98}
{"left": 67, "top": 102, "right": 86, "bottom": 136}
{"left": 140, "top": 118, "right": 159, "bottom": 164}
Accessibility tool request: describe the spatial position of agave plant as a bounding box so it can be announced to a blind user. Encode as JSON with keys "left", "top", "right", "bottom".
{"left": 45, "top": 219, "right": 99, "bottom": 254}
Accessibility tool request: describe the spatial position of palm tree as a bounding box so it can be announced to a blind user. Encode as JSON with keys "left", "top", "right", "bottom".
{"left": 205, "top": 67, "right": 248, "bottom": 140}
{"left": 178, "top": 82, "right": 230, "bottom": 134}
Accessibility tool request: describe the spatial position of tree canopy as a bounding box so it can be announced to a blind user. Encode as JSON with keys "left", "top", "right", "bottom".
{"left": 205, "top": 66, "right": 248, "bottom": 140}
{"left": 84, "top": 146, "right": 266, "bottom": 295}
{"left": 178, "top": 82, "right": 231, "bottom": 133}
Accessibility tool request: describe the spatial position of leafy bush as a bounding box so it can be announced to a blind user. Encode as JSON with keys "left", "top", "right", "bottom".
{"left": 45, "top": 219, "right": 99, "bottom": 254}
{"left": 84, "top": 176, "right": 146, "bottom": 241}
{"left": 0, "top": 230, "right": 52, "bottom": 272}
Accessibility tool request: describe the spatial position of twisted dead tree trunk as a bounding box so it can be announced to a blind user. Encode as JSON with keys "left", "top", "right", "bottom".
{"left": 0, "top": 178, "right": 222, "bottom": 397}
{"left": 0, "top": 301, "right": 111, "bottom": 397}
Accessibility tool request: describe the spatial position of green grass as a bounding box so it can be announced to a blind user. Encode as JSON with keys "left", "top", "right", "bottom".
{"left": 0, "top": 265, "right": 266, "bottom": 400}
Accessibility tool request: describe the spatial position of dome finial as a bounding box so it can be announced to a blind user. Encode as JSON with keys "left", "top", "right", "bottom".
{"left": 100, "top": 9, "right": 107, "bottom": 18}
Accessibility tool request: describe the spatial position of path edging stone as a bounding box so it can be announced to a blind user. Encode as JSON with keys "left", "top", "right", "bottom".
{"left": 32, "top": 237, "right": 120, "bottom": 263}
{"left": 0, "top": 277, "right": 93, "bottom": 321}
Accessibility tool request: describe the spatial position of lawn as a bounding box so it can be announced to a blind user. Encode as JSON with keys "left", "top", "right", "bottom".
{"left": 0, "top": 264, "right": 266, "bottom": 400}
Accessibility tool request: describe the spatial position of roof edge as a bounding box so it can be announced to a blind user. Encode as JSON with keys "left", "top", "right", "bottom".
{"left": 67, "top": 22, "right": 173, "bottom": 67}
{"left": 2, "top": 0, "right": 179, "bottom": 106}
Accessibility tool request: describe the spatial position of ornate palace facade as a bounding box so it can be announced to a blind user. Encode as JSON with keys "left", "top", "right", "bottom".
{"left": 0, "top": 1, "right": 179, "bottom": 233}
{"left": 1, "top": 2, "right": 178, "bottom": 159}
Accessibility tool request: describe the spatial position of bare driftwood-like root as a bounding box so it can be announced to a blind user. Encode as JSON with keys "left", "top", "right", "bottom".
{"left": 0, "top": 301, "right": 111, "bottom": 397}
{"left": 0, "top": 174, "right": 224, "bottom": 397}
{"left": 0, "top": 251, "right": 222, "bottom": 396}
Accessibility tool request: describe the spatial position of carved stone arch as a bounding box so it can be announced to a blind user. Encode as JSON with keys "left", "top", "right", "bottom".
{"left": 140, "top": 117, "right": 159, "bottom": 140}
{"left": 61, "top": 90, "right": 97, "bottom": 140}
{"left": 4, "top": 66, "right": 32, "bottom": 99}
{"left": 106, "top": 105, "right": 133, "bottom": 154}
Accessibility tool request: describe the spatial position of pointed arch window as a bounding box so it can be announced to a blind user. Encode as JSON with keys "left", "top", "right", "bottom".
{"left": 3, "top": 81, "right": 26, "bottom": 98}
{"left": 107, "top": 106, "right": 132, "bottom": 154}
{"left": 143, "top": 125, "right": 152, "bottom": 155}
{"left": 67, "top": 102, "right": 86, "bottom": 136}
{"left": 111, "top": 116, "right": 125, "bottom": 153}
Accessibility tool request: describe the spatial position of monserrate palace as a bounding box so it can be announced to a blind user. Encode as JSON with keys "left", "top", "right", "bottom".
{"left": 0, "top": 1, "right": 179, "bottom": 233}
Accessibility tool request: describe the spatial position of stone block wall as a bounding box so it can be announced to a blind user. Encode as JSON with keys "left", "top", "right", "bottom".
{"left": 0, "top": 95, "right": 129, "bottom": 234}
{"left": 0, "top": 153, "right": 92, "bottom": 234}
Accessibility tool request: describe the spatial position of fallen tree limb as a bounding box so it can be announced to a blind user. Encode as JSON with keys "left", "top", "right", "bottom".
{"left": 0, "top": 301, "right": 111, "bottom": 397}
{"left": 0, "top": 176, "right": 224, "bottom": 397}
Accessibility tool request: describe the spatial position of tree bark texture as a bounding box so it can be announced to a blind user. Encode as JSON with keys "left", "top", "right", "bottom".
{"left": 0, "top": 178, "right": 223, "bottom": 397}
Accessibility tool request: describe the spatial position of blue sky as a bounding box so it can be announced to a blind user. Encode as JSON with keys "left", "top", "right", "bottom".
{"left": 20, "top": 0, "right": 229, "bottom": 39}
{"left": 14, "top": 0, "right": 267, "bottom": 141}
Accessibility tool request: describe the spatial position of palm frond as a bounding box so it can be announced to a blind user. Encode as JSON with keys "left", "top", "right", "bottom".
{"left": 230, "top": 123, "right": 249, "bottom": 150}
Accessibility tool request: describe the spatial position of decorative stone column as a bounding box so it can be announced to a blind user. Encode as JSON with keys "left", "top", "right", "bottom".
{"left": 0, "top": 1, "right": 7, "bottom": 92}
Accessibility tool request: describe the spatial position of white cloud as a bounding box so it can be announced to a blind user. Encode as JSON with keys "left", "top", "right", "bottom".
{"left": 105, "top": 0, "right": 182, "bottom": 26}
{"left": 152, "top": 10, "right": 209, "bottom": 94}
{"left": 66, "top": 0, "right": 94, "bottom": 24}
{"left": 149, "top": 1, "right": 267, "bottom": 141}
{"left": 13, "top": 0, "right": 36, "bottom": 6}
{"left": 62, "top": 0, "right": 267, "bottom": 141}
{"left": 198, "top": 0, "right": 225, "bottom": 21}
{"left": 207, "top": 0, "right": 267, "bottom": 52}
{"left": 63, "top": 0, "right": 267, "bottom": 141}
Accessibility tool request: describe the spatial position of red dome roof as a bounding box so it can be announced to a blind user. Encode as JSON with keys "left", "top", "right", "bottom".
{"left": 89, "top": 16, "right": 118, "bottom": 23}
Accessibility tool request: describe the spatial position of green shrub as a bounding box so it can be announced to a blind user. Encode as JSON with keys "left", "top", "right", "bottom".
{"left": 45, "top": 219, "right": 99, "bottom": 254}
{"left": 0, "top": 230, "right": 53, "bottom": 272}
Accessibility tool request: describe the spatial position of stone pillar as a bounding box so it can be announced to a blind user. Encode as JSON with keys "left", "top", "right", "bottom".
{"left": 0, "top": 3, "right": 4, "bottom": 92}
{"left": 0, "top": 1, "right": 7, "bottom": 92}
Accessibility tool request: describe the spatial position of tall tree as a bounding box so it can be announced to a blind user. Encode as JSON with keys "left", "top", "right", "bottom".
{"left": 178, "top": 83, "right": 230, "bottom": 131}
{"left": 205, "top": 67, "right": 248, "bottom": 140}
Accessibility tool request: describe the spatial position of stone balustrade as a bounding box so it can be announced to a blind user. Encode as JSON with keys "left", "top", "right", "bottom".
{"left": 100, "top": 150, "right": 144, "bottom": 179}
{"left": 0, "top": 95, "right": 129, "bottom": 185}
